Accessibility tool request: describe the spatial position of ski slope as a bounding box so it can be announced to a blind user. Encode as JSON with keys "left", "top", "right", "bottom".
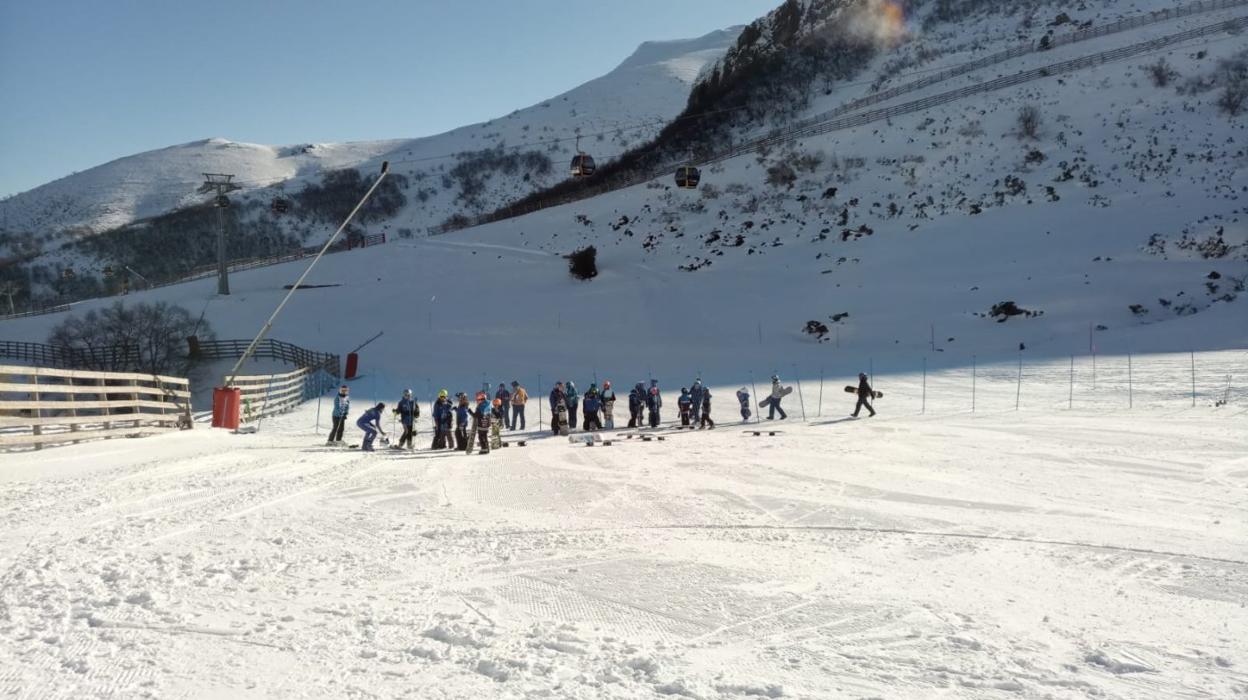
{"left": 2, "top": 361, "right": 1245, "bottom": 698}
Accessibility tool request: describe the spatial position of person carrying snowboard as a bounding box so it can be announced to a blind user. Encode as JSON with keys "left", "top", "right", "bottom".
{"left": 628, "top": 383, "right": 645, "bottom": 428}
{"left": 767, "top": 375, "right": 788, "bottom": 420}
{"left": 678, "top": 388, "right": 693, "bottom": 426}
{"left": 549, "top": 382, "right": 568, "bottom": 435}
{"left": 699, "top": 387, "right": 715, "bottom": 429}
{"left": 600, "top": 380, "right": 617, "bottom": 429}
{"left": 356, "top": 402, "right": 387, "bottom": 452}
{"left": 852, "top": 372, "right": 877, "bottom": 418}
{"left": 689, "top": 380, "right": 705, "bottom": 425}
{"left": 472, "top": 392, "right": 492, "bottom": 454}
{"left": 392, "top": 389, "right": 419, "bottom": 450}
{"left": 432, "top": 390, "right": 454, "bottom": 449}
{"left": 565, "top": 381, "right": 580, "bottom": 430}
{"left": 328, "top": 385, "right": 350, "bottom": 445}
{"left": 647, "top": 381, "right": 663, "bottom": 428}
{"left": 736, "top": 388, "right": 752, "bottom": 423}
{"left": 510, "top": 381, "right": 527, "bottom": 431}
{"left": 495, "top": 383, "right": 512, "bottom": 430}
{"left": 582, "top": 386, "right": 603, "bottom": 431}
{"left": 454, "top": 393, "right": 471, "bottom": 451}
{"left": 490, "top": 398, "right": 505, "bottom": 449}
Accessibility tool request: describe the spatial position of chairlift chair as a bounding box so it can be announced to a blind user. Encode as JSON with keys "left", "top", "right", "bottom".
{"left": 570, "top": 136, "right": 596, "bottom": 178}
{"left": 675, "top": 165, "right": 701, "bottom": 189}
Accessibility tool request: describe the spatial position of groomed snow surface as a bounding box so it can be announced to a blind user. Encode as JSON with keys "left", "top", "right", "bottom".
{"left": 2, "top": 354, "right": 1245, "bottom": 699}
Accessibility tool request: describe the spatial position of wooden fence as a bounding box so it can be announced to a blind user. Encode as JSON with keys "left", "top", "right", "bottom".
{"left": 227, "top": 366, "right": 333, "bottom": 425}
{"left": 0, "top": 364, "right": 191, "bottom": 451}
{"left": 0, "top": 340, "right": 142, "bottom": 371}
{"left": 194, "top": 338, "right": 340, "bottom": 377}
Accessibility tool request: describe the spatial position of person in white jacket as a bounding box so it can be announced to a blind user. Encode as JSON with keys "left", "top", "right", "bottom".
{"left": 767, "top": 375, "right": 788, "bottom": 420}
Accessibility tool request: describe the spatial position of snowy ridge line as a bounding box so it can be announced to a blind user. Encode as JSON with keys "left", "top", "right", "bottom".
{"left": 430, "top": 10, "right": 1248, "bottom": 235}
{"left": 785, "top": 0, "right": 1248, "bottom": 137}
{"left": 472, "top": 524, "right": 1248, "bottom": 567}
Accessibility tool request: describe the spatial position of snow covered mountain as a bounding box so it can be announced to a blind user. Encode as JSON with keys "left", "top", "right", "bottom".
{"left": 2, "top": 0, "right": 1246, "bottom": 364}
{"left": 0, "top": 26, "right": 743, "bottom": 272}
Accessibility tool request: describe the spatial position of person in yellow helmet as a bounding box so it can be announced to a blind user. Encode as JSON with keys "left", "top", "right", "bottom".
{"left": 431, "top": 389, "right": 454, "bottom": 449}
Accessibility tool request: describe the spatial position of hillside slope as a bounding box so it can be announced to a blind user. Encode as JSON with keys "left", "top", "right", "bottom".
{"left": 1, "top": 0, "right": 1245, "bottom": 386}
{"left": 0, "top": 27, "right": 743, "bottom": 289}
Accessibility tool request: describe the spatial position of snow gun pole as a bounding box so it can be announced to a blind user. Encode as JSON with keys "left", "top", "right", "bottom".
{"left": 792, "top": 364, "right": 807, "bottom": 421}
{"left": 225, "top": 161, "right": 390, "bottom": 386}
{"left": 350, "top": 331, "right": 385, "bottom": 355}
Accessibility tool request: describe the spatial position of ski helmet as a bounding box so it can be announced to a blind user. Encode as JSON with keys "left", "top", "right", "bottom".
{"left": 771, "top": 375, "right": 780, "bottom": 382}
{"left": 438, "top": 389, "right": 448, "bottom": 398}
{"left": 403, "top": 389, "right": 412, "bottom": 398}
{"left": 603, "top": 380, "right": 611, "bottom": 389}
{"left": 511, "top": 380, "right": 519, "bottom": 387}
{"left": 859, "top": 373, "right": 867, "bottom": 379}
{"left": 339, "top": 385, "right": 349, "bottom": 394}
{"left": 375, "top": 403, "right": 385, "bottom": 410}
{"left": 476, "top": 391, "right": 487, "bottom": 402}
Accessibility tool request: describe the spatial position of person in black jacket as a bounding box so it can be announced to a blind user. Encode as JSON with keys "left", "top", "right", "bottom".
{"left": 852, "top": 373, "right": 876, "bottom": 418}
{"left": 454, "top": 393, "right": 471, "bottom": 451}
{"left": 699, "top": 388, "right": 715, "bottom": 429}
{"left": 549, "top": 382, "right": 568, "bottom": 435}
{"left": 393, "top": 389, "right": 419, "bottom": 450}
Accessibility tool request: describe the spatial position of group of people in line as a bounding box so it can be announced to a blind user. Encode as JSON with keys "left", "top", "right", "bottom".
{"left": 323, "top": 373, "right": 876, "bottom": 453}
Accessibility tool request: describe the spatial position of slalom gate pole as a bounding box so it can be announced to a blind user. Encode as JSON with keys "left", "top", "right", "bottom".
{"left": 1016, "top": 351, "right": 1023, "bottom": 411}
{"left": 922, "top": 357, "right": 927, "bottom": 415}
{"left": 972, "top": 355, "right": 977, "bottom": 413}
{"left": 817, "top": 367, "right": 824, "bottom": 418}
{"left": 1190, "top": 350, "right": 1196, "bottom": 407}
{"left": 1128, "top": 353, "right": 1134, "bottom": 409}
{"left": 750, "top": 374, "right": 761, "bottom": 424}
{"left": 1069, "top": 355, "right": 1074, "bottom": 410}
{"left": 792, "top": 365, "right": 807, "bottom": 422}
{"left": 225, "top": 161, "right": 390, "bottom": 386}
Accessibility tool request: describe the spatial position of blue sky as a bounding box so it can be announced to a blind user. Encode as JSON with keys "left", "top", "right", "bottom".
{"left": 0, "top": 0, "right": 777, "bottom": 197}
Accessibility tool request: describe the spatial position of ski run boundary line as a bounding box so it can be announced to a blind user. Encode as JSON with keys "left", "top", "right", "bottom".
{"left": 472, "top": 524, "right": 1248, "bottom": 568}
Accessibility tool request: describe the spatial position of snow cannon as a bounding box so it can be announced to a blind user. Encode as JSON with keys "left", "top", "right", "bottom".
{"left": 211, "top": 387, "right": 241, "bottom": 430}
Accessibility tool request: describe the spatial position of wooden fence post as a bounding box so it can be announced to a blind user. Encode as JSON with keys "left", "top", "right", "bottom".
{"left": 31, "top": 371, "right": 42, "bottom": 450}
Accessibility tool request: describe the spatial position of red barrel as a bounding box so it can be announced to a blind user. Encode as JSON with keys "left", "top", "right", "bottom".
{"left": 211, "top": 387, "right": 241, "bottom": 430}
{"left": 344, "top": 352, "right": 359, "bottom": 379}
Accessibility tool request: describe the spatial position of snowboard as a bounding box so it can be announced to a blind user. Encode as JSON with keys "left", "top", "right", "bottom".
{"left": 490, "top": 421, "right": 502, "bottom": 450}
{"left": 758, "top": 387, "right": 793, "bottom": 408}
{"left": 556, "top": 403, "right": 570, "bottom": 436}
{"left": 844, "top": 386, "right": 883, "bottom": 399}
